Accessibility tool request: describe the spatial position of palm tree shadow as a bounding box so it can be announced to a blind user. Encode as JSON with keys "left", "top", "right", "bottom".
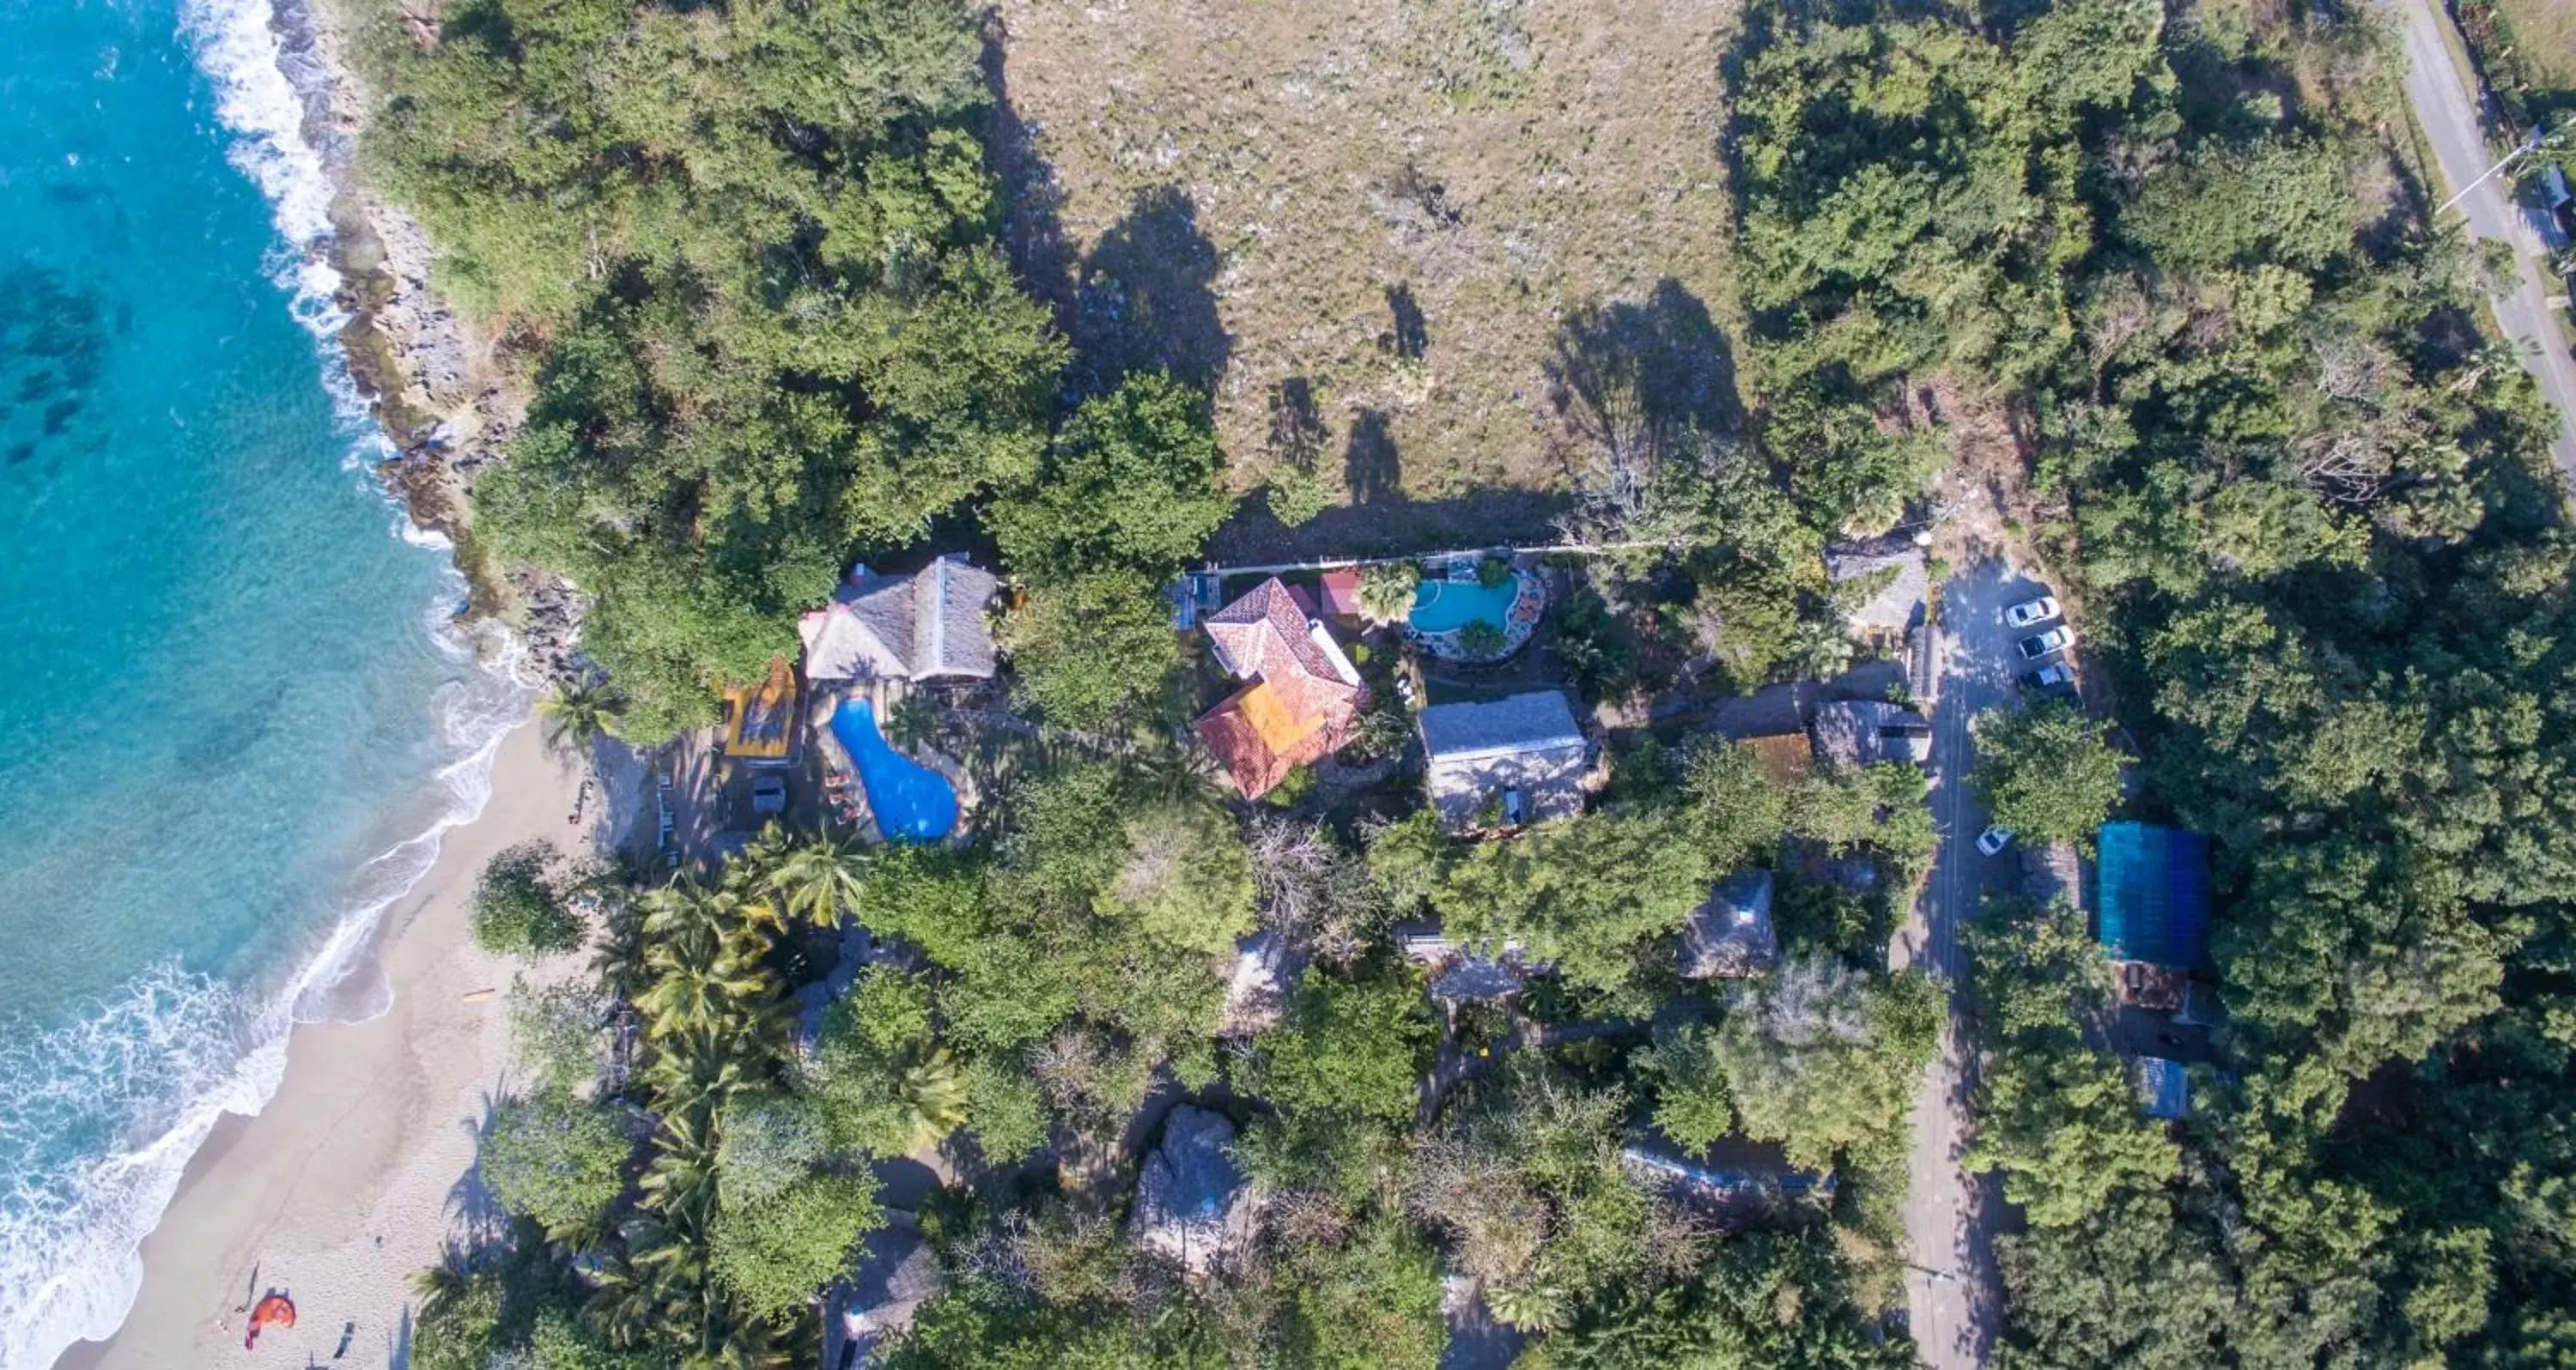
{"left": 447, "top": 1089, "right": 513, "bottom": 1255}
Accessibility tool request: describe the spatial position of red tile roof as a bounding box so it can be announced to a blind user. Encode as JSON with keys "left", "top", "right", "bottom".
{"left": 1195, "top": 578, "right": 1367, "bottom": 798}
{"left": 1319, "top": 568, "right": 1362, "bottom": 617}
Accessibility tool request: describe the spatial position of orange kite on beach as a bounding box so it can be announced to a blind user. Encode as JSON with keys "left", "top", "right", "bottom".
{"left": 244, "top": 1293, "right": 295, "bottom": 1349}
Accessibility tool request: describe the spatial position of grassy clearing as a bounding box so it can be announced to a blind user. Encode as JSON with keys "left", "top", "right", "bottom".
{"left": 988, "top": 0, "right": 1743, "bottom": 560}
{"left": 2491, "top": 0, "right": 2576, "bottom": 94}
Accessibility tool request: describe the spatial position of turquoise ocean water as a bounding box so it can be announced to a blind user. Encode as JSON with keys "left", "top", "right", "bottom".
{"left": 0, "top": 1, "right": 521, "bottom": 1364}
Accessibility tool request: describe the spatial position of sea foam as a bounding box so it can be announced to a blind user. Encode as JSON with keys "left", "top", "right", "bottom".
{"left": 0, "top": 0, "right": 531, "bottom": 1362}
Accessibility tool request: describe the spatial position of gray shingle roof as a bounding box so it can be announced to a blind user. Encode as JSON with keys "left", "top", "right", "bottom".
{"left": 1419, "top": 692, "right": 1589, "bottom": 829}
{"left": 1810, "top": 700, "right": 1931, "bottom": 770}
{"left": 799, "top": 555, "right": 998, "bottom": 682}
{"left": 1419, "top": 691, "right": 1585, "bottom": 760}
{"left": 1825, "top": 541, "right": 1928, "bottom": 634}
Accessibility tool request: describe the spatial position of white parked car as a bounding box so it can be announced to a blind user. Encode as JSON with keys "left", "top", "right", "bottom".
{"left": 1977, "top": 824, "right": 2016, "bottom": 857}
{"left": 2004, "top": 595, "right": 2062, "bottom": 628}
{"left": 2017, "top": 626, "right": 2075, "bottom": 660}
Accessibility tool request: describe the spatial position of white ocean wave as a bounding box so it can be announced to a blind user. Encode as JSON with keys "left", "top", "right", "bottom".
{"left": 0, "top": 965, "right": 278, "bottom": 1370}
{"left": 0, "top": 0, "right": 544, "bottom": 1365}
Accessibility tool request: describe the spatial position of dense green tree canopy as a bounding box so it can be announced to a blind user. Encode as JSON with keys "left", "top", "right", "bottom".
{"left": 1971, "top": 700, "right": 2129, "bottom": 851}
{"left": 480, "top": 1093, "right": 631, "bottom": 1239}
{"left": 372, "top": 0, "right": 1066, "bottom": 738}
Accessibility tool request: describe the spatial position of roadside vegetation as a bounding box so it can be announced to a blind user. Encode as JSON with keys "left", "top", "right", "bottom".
{"left": 1726, "top": 0, "right": 2576, "bottom": 1361}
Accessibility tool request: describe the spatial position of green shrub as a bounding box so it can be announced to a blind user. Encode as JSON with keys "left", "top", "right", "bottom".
{"left": 481, "top": 1093, "right": 631, "bottom": 1237}
{"left": 471, "top": 842, "right": 582, "bottom": 957}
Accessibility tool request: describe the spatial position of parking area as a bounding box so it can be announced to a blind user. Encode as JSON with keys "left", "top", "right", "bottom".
{"left": 1897, "top": 555, "right": 2072, "bottom": 1370}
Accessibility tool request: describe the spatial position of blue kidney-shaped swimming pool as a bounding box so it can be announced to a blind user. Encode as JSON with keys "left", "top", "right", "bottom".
{"left": 1408, "top": 575, "right": 1520, "bottom": 633}
{"left": 829, "top": 699, "right": 959, "bottom": 843}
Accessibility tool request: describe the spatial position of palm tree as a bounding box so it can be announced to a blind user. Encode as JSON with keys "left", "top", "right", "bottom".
{"left": 885, "top": 692, "right": 940, "bottom": 752}
{"left": 892, "top": 1046, "right": 972, "bottom": 1153}
{"left": 1127, "top": 743, "right": 1222, "bottom": 803}
{"left": 410, "top": 1249, "right": 476, "bottom": 1323}
{"left": 637, "top": 1111, "right": 722, "bottom": 1228}
{"left": 538, "top": 677, "right": 623, "bottom": 757}
{"left": 637, "top": 941, "right": 776, "bottom": 1040}
{"left": 1356, "top": 561, "right": 1422, "bottom": 626}
{"left": 1485, "top": 1276, "right": 1570, "bottom": 1332}
{"left": 756, "top": 827, "right": 870, "bottom": 928}
{"left": 642, "top": 1026, "right": 758, "bottom": 1121}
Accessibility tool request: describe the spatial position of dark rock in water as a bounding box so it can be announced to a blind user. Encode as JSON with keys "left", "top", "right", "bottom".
{"left": 176, "top": 682, "right": 288, "bottom": 772}
{"left": 42, "top": 398, "right": 81, "bottom": 436}
{"left": 18, "top": 370, "right": 55, "bottom": 402}
{"left": 5, "top": 441, "right": 33, "bottom": 465}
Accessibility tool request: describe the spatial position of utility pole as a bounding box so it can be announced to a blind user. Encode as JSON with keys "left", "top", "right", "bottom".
{"left": 2437, "top": 127, "right": 2546, "bottom": 219}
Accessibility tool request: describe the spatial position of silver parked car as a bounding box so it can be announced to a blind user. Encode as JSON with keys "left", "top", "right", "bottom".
{"left": 2004, "top": 594, "right": 2062, "bottom": 628}
{"left": 2017, "top": 626, "right": 2075, "bottom": 660}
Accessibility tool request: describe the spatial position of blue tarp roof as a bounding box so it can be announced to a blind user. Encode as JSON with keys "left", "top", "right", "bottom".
{"left": 2097, "top": 821, "right": 2211, "bottom": 970}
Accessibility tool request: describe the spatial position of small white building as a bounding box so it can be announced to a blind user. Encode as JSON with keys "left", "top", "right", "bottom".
{"left": 1419, "top": 690, "right": 1589, "bottom": 830}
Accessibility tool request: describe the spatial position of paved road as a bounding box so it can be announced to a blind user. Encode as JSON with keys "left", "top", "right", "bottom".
{"left": 2389, "top": 0, "right": 2576, "bottom": 478}
{"left": 1896, "top": 559, "right": 2049, "bottom": 1369}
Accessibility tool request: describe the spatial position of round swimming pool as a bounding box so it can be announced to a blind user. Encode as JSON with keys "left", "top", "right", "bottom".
{"left": 828, "top": 700, "right": 959, "bottom": 844}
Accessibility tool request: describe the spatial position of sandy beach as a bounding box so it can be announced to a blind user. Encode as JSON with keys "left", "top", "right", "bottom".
{"left": 58, "top": 724, "right": 593, "bottom": 1370}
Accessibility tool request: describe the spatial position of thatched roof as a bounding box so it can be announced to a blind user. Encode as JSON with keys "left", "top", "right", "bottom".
{"left": 799, "top": 555, "right": 999, "bottom": 682}
{"left": 822, "top": 1213, "right": 943, "bottom": 1369}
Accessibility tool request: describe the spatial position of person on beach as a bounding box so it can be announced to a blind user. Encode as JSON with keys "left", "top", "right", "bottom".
{"left": 244, "top": 1292, "right": 296, "bottom": 1349}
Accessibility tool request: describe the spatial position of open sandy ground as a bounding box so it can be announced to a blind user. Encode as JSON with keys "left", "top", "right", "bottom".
{"left": 57, "top": 724, "right": 591, "bottom": 1370}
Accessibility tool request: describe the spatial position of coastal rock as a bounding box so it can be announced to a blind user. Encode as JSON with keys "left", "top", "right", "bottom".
{"left": 304, "top": 0, "right": 567, "bottom": 652}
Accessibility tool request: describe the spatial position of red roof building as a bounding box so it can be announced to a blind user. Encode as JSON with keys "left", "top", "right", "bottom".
{"left": 1195, "top": 578, "right": 1369, "bottom": 798}
{"left": 1319, "top": 567, "right": 1363, "bottom": 618}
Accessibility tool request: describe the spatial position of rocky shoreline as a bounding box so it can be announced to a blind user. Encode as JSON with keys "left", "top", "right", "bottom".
{"left": 285, "top": 0, "right": 588, "bottom": 682}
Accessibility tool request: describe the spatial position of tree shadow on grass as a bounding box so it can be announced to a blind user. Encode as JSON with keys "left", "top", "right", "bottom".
{"left": 1544, "top": 277, "right": 1743, "bottom": 463}
{"left": 1268, "top": 376, "right": 1327, "bottom": 466}
{"left": 1072, "top": 185, "right": 1232, "bottom": 396}
{"left": 981, "top": 17, "right": 1229, "bottom": 401}
{"left": 1382, "top": 282, "right": 1429, "bottom": 361}
{"left": 1344, "top": 406, "right": 1400, "bottom": 505}
{"left": 1208, "top": 485, "right": 1570, "bottom": 563}
{"left": 981, "top": 15, "right": 1076, "bottom": 315}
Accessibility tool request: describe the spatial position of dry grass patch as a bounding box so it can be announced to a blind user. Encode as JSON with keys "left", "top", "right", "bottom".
{"left": 988, "top": 0, "right": 1744, "bottom": 558}
{"left": 2491, "top": 0, "right": 2576, "bottom": 94}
